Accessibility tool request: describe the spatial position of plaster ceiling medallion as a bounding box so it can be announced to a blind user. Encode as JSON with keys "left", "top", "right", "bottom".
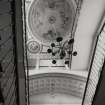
{"left": 28, "top": 0, "right": 75, "bottom": 45}
{"left": 27, "top": 40, "right": 42, "bottom": 54}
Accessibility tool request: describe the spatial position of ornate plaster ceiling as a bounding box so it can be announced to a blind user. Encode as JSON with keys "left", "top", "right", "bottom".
{"left": 28, "top": 0, "right": 75, "bottom": 44}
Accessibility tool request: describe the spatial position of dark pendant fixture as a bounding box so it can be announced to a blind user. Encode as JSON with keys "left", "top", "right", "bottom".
{"left": 47, "top": 36, "right": 77, "bottom": 64}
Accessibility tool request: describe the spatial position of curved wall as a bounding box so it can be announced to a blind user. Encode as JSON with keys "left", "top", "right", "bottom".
{"left": 29, "top": 73, "right": 86, "bottom": 98}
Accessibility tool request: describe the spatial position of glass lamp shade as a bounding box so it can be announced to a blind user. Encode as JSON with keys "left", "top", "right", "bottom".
{"left": 52, "top": 60, "right": 56, "bottom": 64}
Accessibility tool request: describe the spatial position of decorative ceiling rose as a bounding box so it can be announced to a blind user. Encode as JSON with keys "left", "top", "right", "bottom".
{"left": 28, "top": 0, "right": 75, "bottom": 45}
{"left": 27, "top": 40, "right": 42, "bottom": 54}
{"left": 48, "top": 16, "right": 56, "bottom": 24}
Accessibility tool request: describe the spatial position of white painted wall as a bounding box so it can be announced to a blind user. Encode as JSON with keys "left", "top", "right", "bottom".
{"left": 30, "top": 93, "right": 82, "bottom": 105}
{"left": 71, "top": 0, "right": 105, "bottom": 70}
